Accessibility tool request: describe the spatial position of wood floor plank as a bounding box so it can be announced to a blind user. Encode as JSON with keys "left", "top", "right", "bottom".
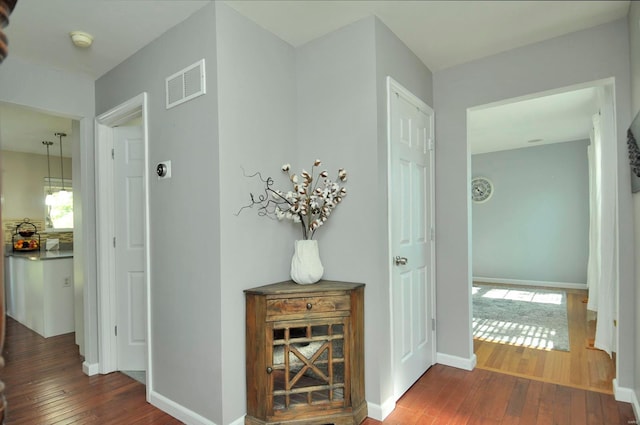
{"left": 618, "top": 400, "right": 637, "bottom": 424}
{"left": 504, "top": 377, "right": 529, "bottom": 420}
{"left": 552, "top": 385, "right": 571, "bottom": 424}
{"left": 450, "top": 368, "right": 492, "bottom": 424}
{"left": 600, "top": 391, "right": 622, "bottom": 425}
{"left": 586, "top": 390, "right": 604, "bottom": 425}
{"left": 570, "top": 387, "right": 587, "bottom": 425}
{"left": 431, "top": 365, "right": 478, "bottom": 424}
{"left": 475, "top": 372, "right": 516, "bottom": 421}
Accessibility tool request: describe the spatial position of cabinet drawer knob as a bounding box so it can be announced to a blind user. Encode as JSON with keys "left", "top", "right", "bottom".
{"left": 266, "top": 366, "right": 273, "bottom": 374}
{"left": 306, "top": 303, "right": 313, "bottom": 310}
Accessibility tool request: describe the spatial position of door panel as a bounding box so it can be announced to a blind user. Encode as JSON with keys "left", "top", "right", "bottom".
{"left": 114, "top": 125, "right": 146, "bottom": 372}
{"left": 389, "top": 78, "right": 435, "bottom": 399}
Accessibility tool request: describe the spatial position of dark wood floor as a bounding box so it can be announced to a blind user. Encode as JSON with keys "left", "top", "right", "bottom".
{"left": 362, "top": 364, "right": 636, "bottom": 425}
{"left": 0, "top": 317, "right": 182, "bottom": 425}
{"left": 0, "top": 316, "right": 635, "bottom": 425}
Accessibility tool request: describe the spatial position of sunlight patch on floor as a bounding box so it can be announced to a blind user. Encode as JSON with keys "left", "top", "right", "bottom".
{"left": 473, "top": 318, "right": 558, "bottom": 351}
{"left": 481, "top": 288, "right": 563, "bottom": 305}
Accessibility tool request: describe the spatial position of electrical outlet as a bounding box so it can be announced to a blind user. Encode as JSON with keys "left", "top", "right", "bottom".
{"left": 64, "top": 277, "right": 71, "bottom": 287}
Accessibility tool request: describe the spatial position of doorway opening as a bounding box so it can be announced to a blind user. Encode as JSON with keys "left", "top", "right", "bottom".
{"left": 0, "top": 101, "right": 80, "bottom": 354}
{"left": 467, "top": 79, "right": 617, "bottom": 393}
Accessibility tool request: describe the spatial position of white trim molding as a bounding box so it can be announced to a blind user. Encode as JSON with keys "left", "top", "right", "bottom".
{"left": 367, "top": 396, "right": 396, "bottom": 422}
{"left": 473, "top": 276, "right": 587, "bottom": 290}
{"left": 94, "top": 92, "right": 151, "bottom": 386}
{"left": 82, "top": 361, "right": 99, "bottom": 376}
{"left": 95, "top": 116, "right": 118, "bottom": 374}
{"left": 437, "top": 352, "right": 477, "bottom": 371}
{"left": 149, "top": 390, "right": 217, "bottom": 425}
{"left": 613, "top": 379, "right": 640, "bottom": 419}
{"left": 227, "top": 417, "right": 245, "bottom": 425}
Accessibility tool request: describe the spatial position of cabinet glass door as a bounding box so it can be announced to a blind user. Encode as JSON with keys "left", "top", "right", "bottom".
{"left": 269, "top": 318, "right": 349, "bottom": 413}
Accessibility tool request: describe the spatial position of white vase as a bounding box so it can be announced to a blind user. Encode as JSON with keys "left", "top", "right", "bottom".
{"left": 290, "top": 239, "right": 324, "bottom": 284}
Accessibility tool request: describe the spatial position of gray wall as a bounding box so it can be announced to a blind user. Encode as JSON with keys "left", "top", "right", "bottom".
{"left": 296, "top": 15, "right": 381, "bottom": 407}
{"left": 215, "top": 3, "right": 297, "bottom": 423}
{"left": 472, "top": 140, "right": 590, "bottom": 285}
{"left": 295, "top": 16, "right": 433, "bottom": 414}
{"left": 0, "top": 57, "right": 96, "bottom": 364}
{"left": 433, "top": 18, "right": 633, "bottom": 387}
{"left": 96, "top": 3, "right": 222, "bottom": 421}
{"left": 628, "top": 0, "right": 640, "bottom": 411}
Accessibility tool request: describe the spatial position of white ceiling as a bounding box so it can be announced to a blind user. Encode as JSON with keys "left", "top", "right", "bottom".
{"left": 0, "top": 102, "right": 74, "bottom": 157}
{"left": 468, "top": 87, "right": 600, "bottom": 155}
{"left": 223, "top": 0, "right": 629, "bottom": 72}
{"left": 0, "top": 0, "right": 630, "bottom": 156}
{"left": 7, "top": 0, "right": 212, "bottom": 79}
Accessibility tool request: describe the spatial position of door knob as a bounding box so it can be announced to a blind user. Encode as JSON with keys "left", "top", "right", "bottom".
{"left": 394, "top": 256, "right": 408, "bottom": 266}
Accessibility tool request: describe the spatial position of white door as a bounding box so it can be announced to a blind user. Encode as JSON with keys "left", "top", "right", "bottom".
{"left": 114, "top": 125, "right": 147, "bottom": 371}
{"left": 388, "top": 77, "right": 435, "bottom": 399}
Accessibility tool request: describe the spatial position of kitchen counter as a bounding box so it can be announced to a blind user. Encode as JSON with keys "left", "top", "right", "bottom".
{"left": 4, "top": 250, "right": 75, "bottom": 337}
{"left": 5, "top": 250, "right": 73, "bottom": 260}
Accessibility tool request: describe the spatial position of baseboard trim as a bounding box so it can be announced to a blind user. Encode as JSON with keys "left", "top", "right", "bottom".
{"left": 473, "top": 277, "right": 587, "bottom": 290}
{"left": 149, "top": 389, "right": 217, "bottom": 425}
{"left": 613, "top": 378, "right": 639, "bottom": 418}
{"left": 228, "top": 416, "right": 244, "bottom": 425}
{"left": 367, "top": 396, "right": 395, "bottom": 421}
{"left": 437, "top": 352, "right": 476, "bottom": 371}
{"left": 82, "top": 361, "right": 99, "bottom": 376}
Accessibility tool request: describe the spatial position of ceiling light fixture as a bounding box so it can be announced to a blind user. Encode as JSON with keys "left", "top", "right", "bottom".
{"left": 70, "top": 31, "right": 93, "bottom": 48}
{"left": 55, "top": 132, "right": 67, "bottom": 192}
{"left": 527, "top": 138, "right": 543, "bottom": 144}
{"left": 42, "top": 140, "right": 55, "bottom": 226}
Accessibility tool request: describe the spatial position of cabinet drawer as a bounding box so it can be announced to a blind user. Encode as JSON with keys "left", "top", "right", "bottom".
{"left": 266, "top": 295, "right": 350, "bottom": 320}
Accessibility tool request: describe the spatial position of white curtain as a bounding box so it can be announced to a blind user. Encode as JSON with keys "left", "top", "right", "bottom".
{"left": 586, "top": 133, "right": 600, "bottom": 310}
{"left": 586, "top": 111, "right": 616, "bottom": 356}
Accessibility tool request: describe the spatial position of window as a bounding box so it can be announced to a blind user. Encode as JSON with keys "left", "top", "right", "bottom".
{"left": 44, "top": 178, "right": 73, "bottom": 230}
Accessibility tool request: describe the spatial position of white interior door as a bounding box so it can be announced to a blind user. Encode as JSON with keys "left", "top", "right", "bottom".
{"left": 114, "top": 125, "right": 147, "bottom": 371}
{"left": 388, "top": 77, "right": 435, "bottom": 399}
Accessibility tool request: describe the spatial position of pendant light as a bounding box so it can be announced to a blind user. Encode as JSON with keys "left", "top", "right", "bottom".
{"left": 43, "top": 140, "right": 54, "bottom": 229}
{"left": 43, "top": 140, "right": 53, "bottom": 202}
{"left": 55, "top": 132, "right": 67, "bottom": 193}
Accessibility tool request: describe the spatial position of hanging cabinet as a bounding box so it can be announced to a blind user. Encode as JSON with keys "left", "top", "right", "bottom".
{"left": 245, "top": 280, "right": 366, "bottom": 425}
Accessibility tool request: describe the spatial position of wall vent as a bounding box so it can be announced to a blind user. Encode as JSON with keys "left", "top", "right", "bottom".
{"left": 165, "top": 59, "right": 206, "bottom": 109}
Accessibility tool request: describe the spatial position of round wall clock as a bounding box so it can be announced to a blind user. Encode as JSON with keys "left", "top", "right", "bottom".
{"left": 471, "top": 177, "right": 493, "bottom": 203}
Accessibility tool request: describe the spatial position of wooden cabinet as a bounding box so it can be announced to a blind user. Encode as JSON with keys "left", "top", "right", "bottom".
{"left": 245, "top": 280, "right": 367, "bottom": 425}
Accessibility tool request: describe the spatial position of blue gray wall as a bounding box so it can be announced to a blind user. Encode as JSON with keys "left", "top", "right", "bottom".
{"left": 472, "top": 140, "right": 590, "bottom": 285}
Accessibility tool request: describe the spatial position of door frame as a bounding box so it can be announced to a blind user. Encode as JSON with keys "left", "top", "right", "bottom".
{"left": 386, "top": 76, "right": 437, "bottom": 399}
{"left": 95, "top": 93, "right": 151, "bottom": 391}
{"left": 466, "top": 77, "right": 619, "bottom": 375}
